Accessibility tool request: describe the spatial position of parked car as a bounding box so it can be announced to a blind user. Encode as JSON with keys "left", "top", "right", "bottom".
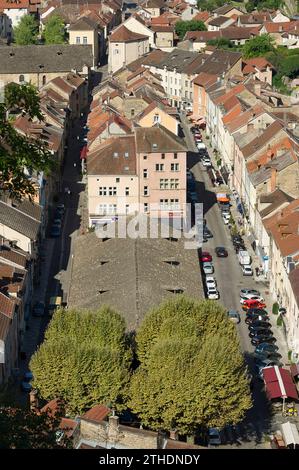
{"left": 202, "top": 157, "right": 212, "bottom": 167}
{"left": 208, "top": 428, "right": 221, "bottom": 446}
{"left": 52, "top": 219, "right": 62, "bottom": 228}
{"left": 255, "top": 343, "right": 279, "bottom": 355}
{"left": 215, "top": 246, "right": 228, "bottom": 257}
{"left": 202, "top": 262, "right": 214, "bottom": 274}
{"left": 203, "top": 227, "right": 213, "bottom": 239}
{"left": 245, "top": 314, "right": 270, "bottom": 324}
{"left": 249, "top": 328, "right": 273, "bottom": 338}
{"left": 207, "top": 287, "right": 219, "bottom": 300}
{"left": 32, "top": 301, "right": 45, "bottom": 317}
{"left": 21, "top": 381, "right": 32, "bottom": 393}
{"left": 242, "top": 265, "right": 253, "bottom": 276}
{"left": 255, "top": 357, "right": 282, "bottom": 370}
{"left": 254, "top": 350, "right": 282, "bottom": 361}
{"left": 23, "top": 371, "right": 33, "bottom": 382}
{"left": 251, "top": 335, "right": 277, "bottom": 346}
{"left": 56, "top": 204, "right": 65, "bottom": 214}
{"left": 238, "top": 250, "right": 251, "bottom": 265}
{"left": 240, "top": 289, "right": 261, "bottom": 299}
{"left": 242, "top": 300, "right": 267, "bottom": 311}
{"left": 227, "top": 310, "right": 240, "bottom": 324}
{"left": 246, "top": 307, "right": 268, "bottom": 316}
{"left": 222, "top": 213, "right": 230, "bottom": 225}
{"left": 188, "top": 191, "right": 198, "bottom": 203}
{"left": 200, "top": 252, "right": 212, "bottom": 262}
{"left": 205, "top": 276, "right": 217, "bottom": 289}
{"left": 50, "top": 225, "right": 61, "bottom": 237}
{"left": 240, "top": 296, "right": 264, "bottom": 305}
{"left": 248, "top": 321, "right": 272, "bottom": 331}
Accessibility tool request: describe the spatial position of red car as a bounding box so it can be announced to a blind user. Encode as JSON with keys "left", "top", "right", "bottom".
{"left": 200, "top": 252, "right": 212, "bottom": 262}
{"left": 242, "top": 299, "right": 267, "bottom": 311}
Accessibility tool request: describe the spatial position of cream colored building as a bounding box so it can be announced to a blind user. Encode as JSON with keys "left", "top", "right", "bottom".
{"left": 123, "top": 15, "right": 155, "bottom": 48}
{"left": 137, "top": 101, "right": 179, "bottom": 135}
{"left": 108, "top": 25, "right": 150, "bottom": 74}
{"left": 69, "top": 17, "right": 100, "bottom": 68}
{"left": 87, "top": 135, "right": 139, "bottom": 225}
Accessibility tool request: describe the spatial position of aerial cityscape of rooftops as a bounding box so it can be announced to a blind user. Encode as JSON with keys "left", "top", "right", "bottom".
{"left": 1, "top": 0, "right": 299, "bottom": 453}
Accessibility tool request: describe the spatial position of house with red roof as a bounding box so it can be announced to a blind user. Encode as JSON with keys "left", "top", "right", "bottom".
{"left": 242, "top": 57, "right": 274, "bottom": 85}
{"left": 0, "top": 0, "right": 29, "bottom": 29}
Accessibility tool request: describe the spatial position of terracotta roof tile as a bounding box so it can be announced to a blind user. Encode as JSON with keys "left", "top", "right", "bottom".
{"left": 0, "top": 291, "right": 15, "bottom": 318}
{"left": 81, "top": 405, "right": 110, "bottom": 423}
{"left": 241, "top": 121, "right": 284, "bottom": 158}
{"left": 87, "top": 135, "right": 136, "bottom": 175}
{"left": 109, "top": 25, "right": 149, "bottom": 42}
{"left": 263, "top": 199, "right": 299, "bottom": 257}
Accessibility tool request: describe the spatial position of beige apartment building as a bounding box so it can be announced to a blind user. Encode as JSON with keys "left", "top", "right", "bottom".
{"left": 69, "top": 17, "right": 100, "bottom": 68}
{"left": 135, "top": 126, "right": 187, "bottom": 221}
{"left": 108, "top": 25, "right": 150, "bottom": 74}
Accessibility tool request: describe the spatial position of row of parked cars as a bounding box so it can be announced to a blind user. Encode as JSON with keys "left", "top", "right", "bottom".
{"left": 50, "top": 203, "right": 65, "bottom": 237}
{"left": 240, "top": 289, "right": 282, "bottom": 378}
{"left": 200, "top": 245, "right": 228, "bottom": 300}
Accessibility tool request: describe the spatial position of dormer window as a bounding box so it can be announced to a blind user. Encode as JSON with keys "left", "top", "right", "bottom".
{"left": 113, "top": 152, "right": 119, "bottom": 158}
{"left": 152, "top": 143, "right": 158, "bottom": 150}
{"left": 124, "top": 152, "right": 129, "bottom": 158}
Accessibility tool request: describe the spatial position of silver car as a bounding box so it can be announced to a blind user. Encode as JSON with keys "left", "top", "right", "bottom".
{"left": 203, "top": 262, "right": 214, "bottom": 274}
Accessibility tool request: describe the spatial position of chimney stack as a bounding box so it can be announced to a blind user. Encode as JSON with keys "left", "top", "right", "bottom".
{"left": 109, "top": 413, "right": 120, "bottom": 431}
{"left": 169, "top": 430, "right": 179, "bottom": 440}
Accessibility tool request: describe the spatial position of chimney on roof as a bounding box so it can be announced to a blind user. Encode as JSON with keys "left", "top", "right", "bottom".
{"left": 169, "top": 430, "right": 179, "bottom": 440}
{"left": 108, "top": 414, "right": 120, "bottom": 432}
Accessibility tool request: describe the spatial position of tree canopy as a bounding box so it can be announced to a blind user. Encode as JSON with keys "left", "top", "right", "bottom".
{"left": 197, "top": 0, "right": 226, "bottom": 12}
{"left": 175, "top": 20, "right": 207, "bottom": 40}
{"left": 30, "top": 307, "right": 132, "bottom": 415}
{"left": 245, "top": 0, "right": 283, "bottom": 12}
{"left": 0, "top": 406, "right": 69, "bottom": 448}
{"left": 43, "top": 15, "right": 66, "bottom": 44}
{"left": 0, "top": 83, "right": 53, "bottom": 199}
{"left": 207, "top": 37, "right": 234, "bottom": 49}
{"left": 13, "top": 14, "right": 39, "bottom": 45}
{"left": 243, "top": 34, "right": 275, "bottom": 59}
{"left": 128, "top": 296, "right": 252, "bottom": 434}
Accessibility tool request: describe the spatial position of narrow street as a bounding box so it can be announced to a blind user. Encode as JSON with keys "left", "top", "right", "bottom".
{"left": 180, "top": 113, "right": 291, "bottom": 447}
{"left": 13, "top": 68, "right": 108, "bottom": 407}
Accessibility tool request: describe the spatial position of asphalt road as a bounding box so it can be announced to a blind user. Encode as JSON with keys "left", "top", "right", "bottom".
{"left": 181, "top": 113, "right": 273, "bottom": 444}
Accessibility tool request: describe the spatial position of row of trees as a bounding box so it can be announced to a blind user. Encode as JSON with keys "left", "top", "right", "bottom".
{"left": 14, "top": 14, "right": 66, "bottom": 45}
{"left": 29, "top": 297, "right": 252, "bottom": 436}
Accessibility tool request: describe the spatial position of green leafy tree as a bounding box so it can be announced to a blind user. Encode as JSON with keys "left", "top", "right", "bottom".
{"left": 243, "top": 34, "right": 275, "bottom": 59}
{"left": 30, "top": 307, "right": 132, "bottom": 415}
{"left": 0, "top": 406, "right": 69, "bottom": 448}
{"left": 43, "top": 15, "right": 66, "bottom": 44}
{"left": 197, "top": 0, "right": 226, "bottom": 11}
{"left": 13, "top": 14, "right": 39, "bottom": 45}
{"left": 246, "top": 0, "right": 283, "bottom": 12}
{"left": 0, "top": 83, "right": 53, "bottom": 199}
{"left": 207, "top": 37, "right": 234, "bottom": 49}
{"left": 175, "top": 20, "right": 207, "bottom": 40}
{"left": 128, "top": 296, "right": 252, "bottom": 434}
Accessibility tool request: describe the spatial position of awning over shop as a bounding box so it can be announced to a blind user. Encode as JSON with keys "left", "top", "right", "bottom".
{"left": 281, "top": 422, "right": 299, "bottom": 448}
{"left": 263, "top": 366, "right": 298, "bottom": 401}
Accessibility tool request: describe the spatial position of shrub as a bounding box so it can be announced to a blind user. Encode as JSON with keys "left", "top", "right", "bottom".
{"left": 272, "top": 302, "right": 279, "bottom": 315}
{"left": 276, "top": 315, "right": 283, "bottom": 326}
